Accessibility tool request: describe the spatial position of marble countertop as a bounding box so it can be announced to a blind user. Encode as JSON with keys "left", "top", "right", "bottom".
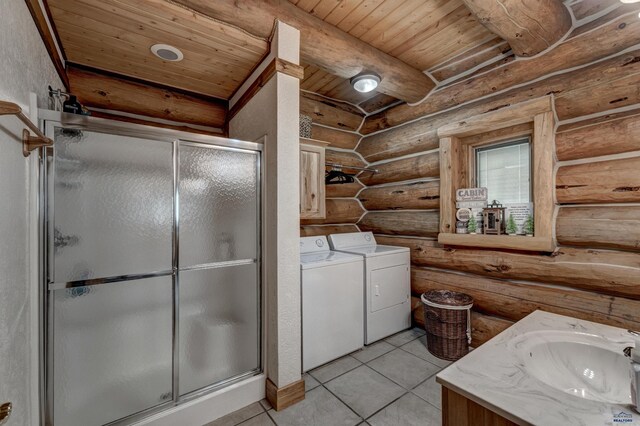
{"left": 436, "top": 310, "right": 639, "bottom": 426}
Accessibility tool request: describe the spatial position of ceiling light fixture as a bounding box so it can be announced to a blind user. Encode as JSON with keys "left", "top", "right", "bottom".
{"left": 150, "top": 44, "right": 184, "bottom": 62}
{"left": 350, "top": 72, "right": 381, "bottom": 93}
{"left": 620, "top": 0, "right": 640, "bottom": 3}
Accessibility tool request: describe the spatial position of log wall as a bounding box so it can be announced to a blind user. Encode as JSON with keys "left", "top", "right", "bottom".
{"left": 299, "top": 91, "right": 367, "bottom": 237}
{"left": 301, "top": 9, "right": 640, "bottom": 344}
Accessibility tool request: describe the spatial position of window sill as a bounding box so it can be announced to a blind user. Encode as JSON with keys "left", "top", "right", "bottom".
{"left": 437, "top": 233, "right": 556, "bottom": 252}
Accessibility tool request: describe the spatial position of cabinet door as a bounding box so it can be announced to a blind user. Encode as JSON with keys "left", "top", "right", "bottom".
{"left": 300, "top": 142, "right": 326, "bottom": 219}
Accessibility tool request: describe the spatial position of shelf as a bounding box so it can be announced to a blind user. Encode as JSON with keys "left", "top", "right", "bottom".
{"left": 438, "top": 233, "right": 556, "bottom": 252}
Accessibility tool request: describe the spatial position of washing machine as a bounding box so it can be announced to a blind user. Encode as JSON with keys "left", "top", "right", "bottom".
{"left": 300, "top": 236, "right": 364, "bottom": 372}
{"left": 328, "top": 232, "right": 411, "bottom": 344}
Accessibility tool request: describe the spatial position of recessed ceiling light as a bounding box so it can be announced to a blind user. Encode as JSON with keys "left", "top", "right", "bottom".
{"left": 150, "top": 44, "right": 184, "bottom": 62}
{"left": 620, "top": 0, "right": 640, "bottom": 2}
{"left": 350, "top": 72, "right": 381, "bottom": 93}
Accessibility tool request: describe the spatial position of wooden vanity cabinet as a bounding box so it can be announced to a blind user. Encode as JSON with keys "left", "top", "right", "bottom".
{"left": 300, "top": 138, "right": 329, "bottom": 219}
{"left": 442, "top": 387, "right": 518, "bottom": 426}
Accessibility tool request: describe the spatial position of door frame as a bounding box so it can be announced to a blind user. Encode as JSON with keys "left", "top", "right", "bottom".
{"left": 39, "top": 111, "right": 264, "bottom": 425}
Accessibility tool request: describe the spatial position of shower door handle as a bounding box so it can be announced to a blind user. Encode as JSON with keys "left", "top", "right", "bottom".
{"left": 0, "top": 402, "right": 11, "bottom": 425}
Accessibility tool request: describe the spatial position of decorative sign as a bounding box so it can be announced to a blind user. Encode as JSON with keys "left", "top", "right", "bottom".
{"left": 456, "top": 200, "right": 488, "bottom": 209}
{"left": 505, "top": 203, "right": 533, "bottom": 235}
{"left": 456, "top": 208, "right": 472, "bottom": 222}
{"left": 456, "top": 221, "right": 468, "bottom": 234}
{"left": 456, "top": 187, "right": 488, "bottom": 202}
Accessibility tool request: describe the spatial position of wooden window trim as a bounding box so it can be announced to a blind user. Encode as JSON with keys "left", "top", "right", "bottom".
{"left": 437, "top": 96, "right": 556, "bottom": 252}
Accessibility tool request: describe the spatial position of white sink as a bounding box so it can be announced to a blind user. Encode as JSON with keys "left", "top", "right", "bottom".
{"left": 509, "top": 330, "right": 633, "bottom": 404}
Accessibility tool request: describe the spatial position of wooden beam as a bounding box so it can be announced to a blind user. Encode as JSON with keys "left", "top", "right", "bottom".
{"left": 326, "top": 180, "right": 364, "bottom": 198}
{"left": 358, "top": 121, "right": 441, "bottom": 163}
{"left": 556, "top": 109, "right": 640, "bottom": 161}
{"left": 412, "top": 268, "right": 640, "bottom": 331}
{"left": 557, "top": 206, "right": 640, "bottom": 252}
{"left": 24, "top": 0, "right": 69, "bottom": 88}
{"left": 437, "top": 96, "right": 553, "bottom": 138}
{"left": 358, "top": 152, "right": 440, "bottom": 186}
{"left": 300, "top": 199, "right": 364, "bottom": 225}
{"left": 358, "top": 211, "right": 439, "bottom": 238}
{"left": 325, "top": 150, "right": 366, "bottom": 174}
{"left": 300, "top": 224, "right": 359, "bottom": 237}
{"left": 301, "top": 92, "right": 364, "bottom": 132}
{"left": 310, "top": 124, "right": 360, "bottom": 150}
{"left": 556, "top": 156, "right": 640, "bottom": 204}
{"left": 67, "top": 65, "right": 226, "bottom": 129}
{"left": 375, "top": 236, "right": 640, "bottom": 300}
{"left": 359, "top": 180, "right": 440, "bottom": 211}
{"left": 461, "top": 0, "right": 571, "bottom": 57}
{"left": 361, "top": 13, "right": 640, "bottom": 135}
{"left": 171, "top": 0, "right": 435, "bottom": 103}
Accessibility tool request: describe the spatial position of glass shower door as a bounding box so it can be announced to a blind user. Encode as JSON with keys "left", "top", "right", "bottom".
{"left": 178, "top": 142, "right": 261, "bottom": 396}
{"left": 45, "top": 123, "right": 262, "bottom": 426}
{"left": 48, "top": 127, "right": 174, "bottom": 426}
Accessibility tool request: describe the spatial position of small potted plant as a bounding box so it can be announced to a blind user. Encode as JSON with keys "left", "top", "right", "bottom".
{"left": 523, "top": 213, "right": 534, "bottom": 237}
{"left": 467, "top": 215, "right": 478, "bottom": 235}
{"left": 506, "top": 214, "right": 518, "bottom": 236}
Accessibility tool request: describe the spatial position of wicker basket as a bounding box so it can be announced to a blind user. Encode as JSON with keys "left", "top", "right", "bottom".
{"left": 421, "top": 290, "right": 474, "bottom": 361}
{"left": 299, "top": 114, "right": 312, "bottom": 138}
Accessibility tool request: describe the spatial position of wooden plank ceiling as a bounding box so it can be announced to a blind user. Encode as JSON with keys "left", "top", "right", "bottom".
{"left": 46, "top": 0, "right": 268, "bottom": 100}
{"left": 292, "top": 0, "right": 508, "bottom": 109}
{"left": 45, "top": 0, "right": 509, "bottom": 113}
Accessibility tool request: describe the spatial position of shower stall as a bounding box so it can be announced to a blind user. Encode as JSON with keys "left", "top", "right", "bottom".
{"left": 40, "top": 115, "right": 262, "bottom": 426}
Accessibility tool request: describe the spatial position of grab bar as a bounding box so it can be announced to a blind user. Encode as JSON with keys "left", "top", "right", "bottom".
{"left": 0, "top": 100, "right": 53, "bottom": 157}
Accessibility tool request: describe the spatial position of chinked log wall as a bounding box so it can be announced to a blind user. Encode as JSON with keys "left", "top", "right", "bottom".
{"left": 299, "top": 91, "right": 367, "bottom": 237}
{"left": 302, "top": 6, "right": 640, "bottom": 345}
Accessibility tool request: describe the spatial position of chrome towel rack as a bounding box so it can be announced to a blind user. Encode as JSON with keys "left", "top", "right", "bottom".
{"left": 0, "top": 100, "right": 53, "bottom": 157}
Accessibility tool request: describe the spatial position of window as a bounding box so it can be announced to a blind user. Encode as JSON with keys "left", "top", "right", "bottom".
{"left": 476, "top": 138, "right": 531, "bottom": 204}
{"left": 436, "top": 95, "right": 556, "bottom": 252}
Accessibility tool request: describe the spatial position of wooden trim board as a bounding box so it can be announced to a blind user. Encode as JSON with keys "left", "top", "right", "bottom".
{"left": 24, "top": 0, "right": 69, "bottom": 88}
{"left": 266, "top": 378, "right": 305, "bottom": 411}
{"left": 228, "top": 57, "right": 304, "bottom": 123}
{"left": 438, "top": 234, "right": 555, "bottom": 252}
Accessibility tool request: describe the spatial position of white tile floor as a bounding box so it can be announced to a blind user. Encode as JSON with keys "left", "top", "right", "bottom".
{"left": 207, "top": 327, "right": 448, "bottom": 426}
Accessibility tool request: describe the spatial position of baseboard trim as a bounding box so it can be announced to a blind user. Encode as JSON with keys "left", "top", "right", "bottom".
{"left": 266, "top": 378, "right": 305, "bottom": 411}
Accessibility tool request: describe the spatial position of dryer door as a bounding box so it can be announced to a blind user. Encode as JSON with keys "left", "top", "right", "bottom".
{"left": 370, "top": 265, "right": 409, "bottom": 312}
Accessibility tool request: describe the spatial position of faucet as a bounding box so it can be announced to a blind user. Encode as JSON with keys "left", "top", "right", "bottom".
{"left": 628, "top": 330, "right": 640, "bottom": 413}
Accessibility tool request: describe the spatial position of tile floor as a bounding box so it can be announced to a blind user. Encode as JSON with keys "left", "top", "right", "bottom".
{"left": 207, "top": 327, "right": 448, "bottom": 426}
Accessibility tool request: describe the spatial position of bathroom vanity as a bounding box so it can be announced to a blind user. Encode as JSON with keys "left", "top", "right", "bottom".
{"left": 437, "top": 311, "right": 639, "bottom": 426}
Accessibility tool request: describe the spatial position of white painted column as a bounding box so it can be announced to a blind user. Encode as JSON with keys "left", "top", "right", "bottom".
{"left": 228, "top": 21, "right": 302, "bottom": 388}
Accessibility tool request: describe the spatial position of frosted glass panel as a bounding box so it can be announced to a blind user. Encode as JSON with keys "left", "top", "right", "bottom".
{"left": 477, "top": 139, "right": 531, "bottom": 203}
{"left": 53, "top": 128, "right": 173, "bottom": 283}
{"left": 52, "top": 276, "right": 173, "bottom": 426}
{"left": 179, "top": 265, "right": 259, "bottom": 395}
{"left": 180, "top": 144, "right": 258, "bottom": 267}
